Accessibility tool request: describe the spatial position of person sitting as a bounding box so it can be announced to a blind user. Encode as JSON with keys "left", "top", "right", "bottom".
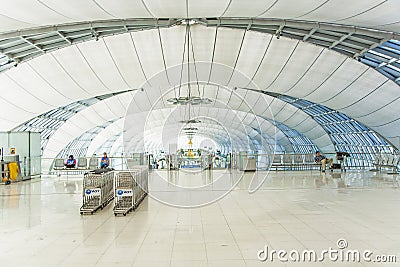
{"left": 100, "top": 152, "right": 110, "bottom": 169}
{"left": 65, "top": 155, "right": 76, "bottom": 168}
{"left": 314, "top": 151, "right": 333, "bottom": 172}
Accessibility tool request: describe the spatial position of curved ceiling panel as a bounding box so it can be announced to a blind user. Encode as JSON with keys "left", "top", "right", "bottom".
{"left": 43, "top": 93, "right": 132, "bottom": 158}
{"left": 0, "top": 1, "right": 399, "bottom": 32}
{"left": 87, "top": 118, "right": 124, "bottom": 156}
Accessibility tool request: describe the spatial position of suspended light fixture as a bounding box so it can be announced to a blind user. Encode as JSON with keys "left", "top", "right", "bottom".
{"left": 167, "top": 20, "right": 212, "bottom": 106}
{"left": 183, "top": 126, "right": 198, "bottom": 132}
{"left": 179, "top": 118, "right": 201, "bottom": 124}
{"left": 183, "top": 126, "right": 198, "bottom": 139}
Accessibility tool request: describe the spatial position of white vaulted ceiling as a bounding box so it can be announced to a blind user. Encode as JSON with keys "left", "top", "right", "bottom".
{"left": 0, "top": 0, "right": 399, "bottom": 157}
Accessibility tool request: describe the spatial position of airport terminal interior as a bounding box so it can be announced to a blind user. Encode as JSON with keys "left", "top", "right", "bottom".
{"left": 0, "top": 1, "right": 400, "bottom": 266}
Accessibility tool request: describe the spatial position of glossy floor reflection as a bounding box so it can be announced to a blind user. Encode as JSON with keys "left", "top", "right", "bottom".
{"left": 0, "top": 170, "right": 399, "bottom": 266}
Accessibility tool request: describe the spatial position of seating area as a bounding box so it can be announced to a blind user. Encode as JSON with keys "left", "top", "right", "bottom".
{"left": 270, "top": 154, "right": 322, "bottom": 171}
{"left": 266, "top": 153, "right": 352, "bottom": 172}
{"left": 372, "top": 153, "right": 400, "bottom": 174}
{"left": 52, "top": 157, "right": 98, "bottom": 175}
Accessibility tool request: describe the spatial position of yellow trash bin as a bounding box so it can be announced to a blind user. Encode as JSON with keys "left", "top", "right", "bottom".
{"left": 8, "top": 162, "right": 19, "bottom": 181}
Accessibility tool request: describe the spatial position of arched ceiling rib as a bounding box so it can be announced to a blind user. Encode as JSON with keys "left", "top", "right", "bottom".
{"left": 359, "top": 40, "right": 400, "bottom": 86}
{"left": 0, "top": 18, "right": 398, "bottom": 82}
{"left": 13, "top": 89, "right": 134, "bottom": 151}
{"left": 0, "top": 0, "right": 399, "bottom": 33}
{"left": 56, "top": 120, "right": 117, "bottom": 158}
{"left": 261, "top": 91, "right": 392, "bottom": 152}
{"left": 43, "top": 93, "right": 132, "bottom": 158}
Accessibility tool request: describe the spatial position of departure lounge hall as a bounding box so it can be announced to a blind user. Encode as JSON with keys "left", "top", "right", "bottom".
{"left": 0, "top": 1, "right": 400, "bottom": 266}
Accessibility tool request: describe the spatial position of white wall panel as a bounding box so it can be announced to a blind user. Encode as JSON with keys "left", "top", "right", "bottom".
{"left": 212, "top": 28, "right": 245, "bottom": 74}
{"left": 0, "top": 73, "right": 54, "bottom": 113}
{"left": 87, "top": 120, "right": 124, "bottom": 156}
{"left": 340, "top": 81, "right": 398, "bottom": 118}
{"left": 39, "top": 0, "right": 114, "bottom": 21}
{"left": 234, "top": 32, "right": 273, "bottom": 85}
{"left": 223, "top": 0, "right": 277, "bottom": 17}
{"left": 43, "top": 96, "right": 130, "bottom": 158}
{"left": 0, "top": 0, "right": 67, "bottom": 29}
{"left": 307, "top": 60, "right": 368, "bottom": 103}
{"left": 50, "top": 46, "right": 112, "bottom": 97}
{"left": 269, "top": 43, "right": 324, "bottom": 93}
{"left": 76, "top": 40, "right": 131, "bottom": 92}
{"left": 143, "top": 0, "right": 186, "bottom": 18}
{"left": 0, "top": 14, "right": 33, "bottom": 32}
{"left": 252, "top": 37, "right": 298, "bottom": 89}
{"left": 282, "top": 112, "right": 308, "bottom": 128}
{"left": 131, "top": 30, "right": 167, "bottom": 83}
{"left": 268, "top": 99, "right": 294, "bottom": 117}
{"left": 188, "top": 0, "right": 230, "bottom": 17}
{"left": 103, "top": 34, "right": 148, "bottom": 89}
{"left": 354, "top": 100, "right": 400, "bottom": 128}
{"left": 287, "top": 49, "right": 346, "bottom": 97}
{"left": 300, "top": 0, "right": 380, "bottom": 22}
{"left": 190, "top": 25, "right": 217, "bottom": 70}
{"left": 325, "top": 69, "right": 389, "bottom": 109}
{"left": 272, "top": 103, "right": 295, "bottom": 123}
{"left": 260, "top": 0, "right": 326, "bottom": 19}
{"left": 0, "top": 97, "right": 33, "bottom": 130}
{"left": 339, "top": 1, "right": 400, "bottom": 31}
{"left": 159, "top": 26, "right": 186, "bottom": 68}
{"left": 28, "top": 54, "right": 92, "bottom": 100}
{"left": 6, "top": 65, "right": 68, "bottom": 108}
{"left": 95, "top": 0, "right": 153, "bottom": 18}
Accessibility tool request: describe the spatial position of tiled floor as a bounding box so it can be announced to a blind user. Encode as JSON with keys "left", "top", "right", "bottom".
{"left": 0, "top": 170, "right": 399, "bottom": 266}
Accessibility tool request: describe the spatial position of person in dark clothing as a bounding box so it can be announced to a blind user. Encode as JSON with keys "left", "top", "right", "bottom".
{"left": 314, "top": 151, "right": 333, "bottom": 172}
{"left": 65, "top": 155, "right": 76, "bottom": 168}
{"left": 100, "top": 152, "right": 110, "bottom": 168}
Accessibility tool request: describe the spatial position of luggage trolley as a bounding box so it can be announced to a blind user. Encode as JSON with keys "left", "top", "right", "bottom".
{"left": 134, "top": 167, "right": 148, "bottom": 206}
{"left": 80, "top": 171, "right": 114, "bottom": 215}
{"left": 113, "top": 168, "right": 148, "bottom": 216}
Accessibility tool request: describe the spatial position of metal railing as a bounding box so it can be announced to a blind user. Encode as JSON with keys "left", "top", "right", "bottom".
{"left": 37, "top": 151, "right": 400, "bottom": 176}
{"left": 233, "top": 152, "right": 400, "bottom": 172}
{"left": 42, "top": 155, "right": 148, "bottom": 175}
